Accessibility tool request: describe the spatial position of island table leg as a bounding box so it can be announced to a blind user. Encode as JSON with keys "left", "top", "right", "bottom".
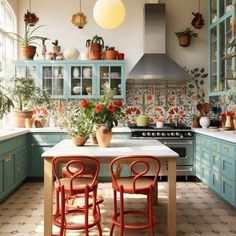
{"left": 44, "top": 157, "right": 53, "bottom": 236}
{"left": 168, "top": 158, "right": 176, "bottom": 236}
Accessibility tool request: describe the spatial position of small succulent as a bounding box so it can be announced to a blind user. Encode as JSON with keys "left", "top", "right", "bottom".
{"left": 52, "top": 39, "right": 59, "bottom": 46}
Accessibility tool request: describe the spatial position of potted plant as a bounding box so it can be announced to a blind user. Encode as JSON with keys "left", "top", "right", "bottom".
{"left": 60, "top": 102, "right": 94, "bottom": 146}
{"left": 8, "top": 23, "right": 44, "bottom": 60}
{"left": 104, "top": 46, "right": 118, "bottom": 60}
{"left": 7, "top": 77, "right": 50, "bottom": 127}
{"left": 175, "top": 27, "right": 198, "bottom": 47}
{"left": 86, "top": 35, "right": 104, "bottom": 60}
{"left": 0, "top": 84, "right": 14, "bottom": 122}
{"left": 52, "top": 39, "right": 61, "bottom": 54}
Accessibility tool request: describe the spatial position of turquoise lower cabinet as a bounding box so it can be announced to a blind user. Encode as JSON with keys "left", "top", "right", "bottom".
{"left": 0, "top": 134, "right": 27, "bottom": 202}
{"left": 195, "top": 133, "right": 236, "bottom": 207}
{"left": 28, "top": 133, "right": 63, "bottom": 178}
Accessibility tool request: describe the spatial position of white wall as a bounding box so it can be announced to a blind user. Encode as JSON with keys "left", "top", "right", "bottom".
{"left": 15, "top": 0, "right": 208, "bottom": 74}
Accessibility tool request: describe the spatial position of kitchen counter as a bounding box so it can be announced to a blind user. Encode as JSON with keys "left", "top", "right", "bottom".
{"left": 0, "top": 126, "right": 131, "bottom": 141}
{"left": 194, "top": 128, "right": 236, "bottom": 143}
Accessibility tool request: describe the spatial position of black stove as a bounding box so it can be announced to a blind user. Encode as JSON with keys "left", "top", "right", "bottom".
{"left": 129, "top": 123, "right": 193, "bottom": 139}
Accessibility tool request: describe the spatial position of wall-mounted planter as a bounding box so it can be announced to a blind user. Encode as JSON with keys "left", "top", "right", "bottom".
{"left": 178, "top": 35, "right": 191, "bottom": 47}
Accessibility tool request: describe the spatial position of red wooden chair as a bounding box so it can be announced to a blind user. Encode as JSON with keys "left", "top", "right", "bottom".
{"left": 52, "top": 155, "right": 102, "bottom": 236}
{"left": 62, "top": 162, "right": 104, "bottom": 215}
{"left": 110, "top": 155, "right": 161, "bottom": 236}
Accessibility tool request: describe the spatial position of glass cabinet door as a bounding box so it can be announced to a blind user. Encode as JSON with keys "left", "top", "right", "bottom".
{"left": 210, "top": 27, "right": 217, "bottom": 92}
{"left": 99, "top": 65, "right": 122, "bottom": 96}
{"left": 41, "top": 65, "right": 65, "bottom": 96}
{"left": 69, "top": 65, "right": 94, "bottom": 97}
{"left": 15, "top": 65, "right": 36, "bottom": 79}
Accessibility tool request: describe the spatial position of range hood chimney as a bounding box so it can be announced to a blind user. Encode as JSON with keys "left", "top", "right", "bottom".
{"left": 127, "top": 4, "right": 190, "bottom": 82}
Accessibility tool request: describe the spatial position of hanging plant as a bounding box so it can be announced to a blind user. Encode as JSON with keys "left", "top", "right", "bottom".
{"left": 191, "top": 0, "right": 204, "bottom": 29}
{"left": 24, "top": 0, "right": 39, "bottom": 26}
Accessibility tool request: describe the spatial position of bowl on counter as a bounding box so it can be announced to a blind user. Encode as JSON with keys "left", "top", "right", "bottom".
{"left": 136, "top": 115, "right": 149, "bottom": 127}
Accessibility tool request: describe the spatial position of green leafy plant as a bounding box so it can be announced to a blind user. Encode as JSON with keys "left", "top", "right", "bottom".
{"left": 8, "top": 24, "right": 44, "bottom": 46}
{"left": 86, "top": 35, "right": 104, "bottom": 49}
{"left": 187, "top": 67, "right": 208, "bottom": 103}
{"left": 61, "top": 108, "right": 94, "bottom": 137}
{"left": 0, "top": 84, "right": 14, "bottom": 120}
{"left": 52, "top": 39, "right": 59, "bottom": 46}
{"left": 105, "top": 46, "right": 115, "bottom": 50}
{"left": 175, "top": 27, "right": 198, "bottom": 38}
{"left": 7, "top": 77, "right": 50, "bottom": 111}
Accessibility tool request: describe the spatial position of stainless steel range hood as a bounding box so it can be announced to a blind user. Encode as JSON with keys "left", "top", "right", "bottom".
{"left": 127, "top": 4, "right": 190, "bottom": 82}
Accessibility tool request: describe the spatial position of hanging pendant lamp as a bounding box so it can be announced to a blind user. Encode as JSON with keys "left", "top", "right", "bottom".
{"left": 24, "top": 0, "right": 39, "bottom": 26}
{"left": 71, "top": 0, "right": 87, "bottom": 29}
{"left": 93, "top": 0, "right": 126, "bottom": 29}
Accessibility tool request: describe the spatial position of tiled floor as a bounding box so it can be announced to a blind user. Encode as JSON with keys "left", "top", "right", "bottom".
{"left": 0, "top": 181, "right": 236, "bottom": 236}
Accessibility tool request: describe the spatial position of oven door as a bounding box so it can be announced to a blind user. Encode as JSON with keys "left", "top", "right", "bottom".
{"left": 159, "top": 140, "right": 194, "bottom": 176}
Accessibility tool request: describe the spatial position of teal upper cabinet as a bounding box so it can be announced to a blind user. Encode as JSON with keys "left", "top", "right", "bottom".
{"left": 13, "top": 60, "right": 126, "bottom": 100}
{"left": 209, "top": 0, "right": 236, "bottom": 96}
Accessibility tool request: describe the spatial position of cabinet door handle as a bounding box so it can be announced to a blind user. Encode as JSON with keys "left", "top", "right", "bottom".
{"left": 212, "top": 144, "right": 217, "bottom": 148}
{"left": 215, "top": 156, "right": 220, "bottom": 161}
{"left": 224, "top": 147, "right": 229, "bottom": 153}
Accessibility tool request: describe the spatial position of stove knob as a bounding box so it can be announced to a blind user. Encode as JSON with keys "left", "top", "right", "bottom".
{"left": 175, "top": 132, "right": 180, "bottom": 136}
{"left": 142, "top": 132, "right": 146, "bottom": 137}
{"left": 156, "top": 132, "right": 161, "bottom": 137}
{"left": 171, "top": 132, "right": 175, "bottom": 136}
{"left": 167, "top": 132, "right": 171, "bottom": 137}
{"left": 152, "top": 132, "right": 156, "bottom": 137}
{"left": 147, "top": 132, "right": 151, "bottom": 137}
{"left": 161, "top": 132, "right": 166, "bottom": 137}
{"left": 187, "top": 132, "right": 193, "bottom": 137}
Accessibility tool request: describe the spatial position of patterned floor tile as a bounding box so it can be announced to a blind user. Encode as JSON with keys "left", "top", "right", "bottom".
{"left": 0, "top": 181, "right": 236, "bottom": 235}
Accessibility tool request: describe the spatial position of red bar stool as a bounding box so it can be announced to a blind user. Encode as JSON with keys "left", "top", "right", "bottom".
{"left": 110, "top": 155, "right": 161, "bottom": 236}
{"left": 52, "top": 155, "right": 103, "bottom": 236}
{"left": 62, "top": 163, "right": 104, "bottom": 215}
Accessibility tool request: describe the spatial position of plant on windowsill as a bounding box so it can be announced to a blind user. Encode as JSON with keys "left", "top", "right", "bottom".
{"left": 8, "top": 23, "right": 44, "bottom": 60}
{"left": 175, "top": 27, "right": 198, "bottom": 47}
{"left": 6, "top": 77, "right": 50, "bottom": 127}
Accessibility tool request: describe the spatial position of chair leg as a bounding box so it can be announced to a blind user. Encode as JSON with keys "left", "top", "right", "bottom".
{"left": 153, "top": 183, "right": 158, "bottom": 206}
{"left": 85, "top": 185, "right": 89, "bottom": 236}
{"left": 97, "top": 221, "right": 103, "bottom": 236}
{"left": 119, "top": 186, "right": 124, "bottom": 236}
{"left": 60, "top": 186, "right": 65, "bottom": 236}
{"left": 110, "top": 189, "right": 117, "bottom": 236}
{"left": 149, "top": 187, "right": 155, "bottom": 236}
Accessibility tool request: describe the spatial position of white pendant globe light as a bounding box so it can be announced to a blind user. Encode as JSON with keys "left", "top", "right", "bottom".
{"left": 93, "top": 0, "right": 126, "bottom": 29}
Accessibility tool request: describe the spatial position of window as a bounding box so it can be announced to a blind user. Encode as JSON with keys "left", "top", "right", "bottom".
{"left": 0, "top": 0, "right": 16, "bottom": 81}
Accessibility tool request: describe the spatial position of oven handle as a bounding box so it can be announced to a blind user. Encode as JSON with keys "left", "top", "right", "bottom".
{"left": 163, "top": 141, "right": 193, "bottom": 145}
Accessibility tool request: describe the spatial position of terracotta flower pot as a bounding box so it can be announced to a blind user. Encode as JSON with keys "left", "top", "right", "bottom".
{"left": 14, "top": 110, "right": 33, "bottom": 128}
{"left": 104, "top": 50, "right": 118, "bottom": 60}
{"left": 71, "top": 136, "right": 89, "bottom": 146}
{"left": 96, "top": 125, "right": 112, "bottom": 148}
{"left": 88, "top": 43, "right": 102, "bottom": 60}
{"left": 178, "top": 35, "right": 191, "bottom": 47}
{"left": 20, "top": 45, "right": 37, "bottom": 60}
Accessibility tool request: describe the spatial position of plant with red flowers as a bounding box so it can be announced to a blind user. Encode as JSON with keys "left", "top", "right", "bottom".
{"left": 81, "top": 88, "right": 125, "bottom": 130}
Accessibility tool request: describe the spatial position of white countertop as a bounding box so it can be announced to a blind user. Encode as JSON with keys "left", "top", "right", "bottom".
{"left": 42, "top": 139, "right": 178, "bottom": 160}
{"left": 194, "top": 128, "right": 236, "bottom": 143}
{"left": 0, "top": 127, "right": 131, "bottom": 141}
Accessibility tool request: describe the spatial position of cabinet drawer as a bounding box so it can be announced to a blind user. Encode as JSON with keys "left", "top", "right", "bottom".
{"left": 222, "top": 177, "right": 235, "bottom": 207}
{"left": 15, "top": 135, "right": 27, "bottom": 149}
{"left": 201, "top": 165, "right": 211, "bottom": 185}
{"left": 222, "top": 156, "right": 235, "bottom": 181}
{"left": 212, "top": 152, "right": 221, "bottom": 173}
{"left": 202, "top": 148, "right": 211, "bottom": 167}
{"left": 0, "top": 139, "right": 16, "bottom": 154}
{"left": 201, "top": 137, "right": 211, "bottom": 148}
{"left": 30, "top": 133, "right": 61, "bottom": 145}
{"left": 211, "top": 171, "right": 221, "bottom": 195}
{"left": 221, "top": 143, "right": 234, "bottom": 159}
{"left": 195, "top": 161, "right": 201, "bottom": 179}
{"left": 195, "top": 145, "right": 201, "bottom": 162}
{"left": 211, "top": 139, "right": 221, "bottom": 153}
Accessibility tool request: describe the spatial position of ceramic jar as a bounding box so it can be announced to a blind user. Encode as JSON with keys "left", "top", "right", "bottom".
{"left": 199, "top": 116, "right": 210, "bottom": 128}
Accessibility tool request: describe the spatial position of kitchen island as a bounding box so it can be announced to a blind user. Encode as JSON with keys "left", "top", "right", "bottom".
{"left": 42, "top": 138, "right": 178, "bottom": 236}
